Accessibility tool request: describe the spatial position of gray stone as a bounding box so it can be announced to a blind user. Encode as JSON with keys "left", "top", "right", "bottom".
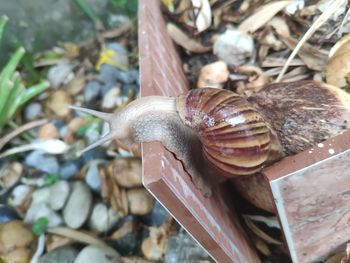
{"left": 24, "top": 203, "right": 63, "bottom": 227}
{"left": 164, "top": 229, "right": 212, "bottom": 263}
{"left": 116, "top": 70, "right": 136, "bottom": 84}
{"left": 74, "top": 245, "right": 121, "bottom": 263}
{"left": 39, "top": 246, "right": 78, "bottom": 263}
{"left": 31, "top": 181, "right": 70, "bottom": 210}
{"left": 48, "top": 181, "right": 71, "bottom": 210}
{"left": 24, "top": 102, "right": 42, "bottom": 121}
{"left": 0, "top": 205, "right": 19, "bottom": 224}
{"left": 63, "top": 181, "right": 92, "bottom": 229}
{"left": 89, "top": 203, "right": 119, "bottom": 233}
{"left": 213, "top": 28, "right": 254, "bottom": 66}
{"left": 85, "top": 160, "right": 105, "bottom": 193}
{"left": 25, "top": 151, "right": 59, "bottom": 174}
{"left": 97, "top": 64, "right": 121, "bottom": 84}
{"left": 84, "top": 81, "right": 102, "bottom": 103}
{"left": 59, "top": 160, "right": 80, "bottom": 180}
{"left": 141, "top": 200, "right": 169, "bottom": 227}
{"left": 47, "top": 62, "right": 74, "bottom": 87}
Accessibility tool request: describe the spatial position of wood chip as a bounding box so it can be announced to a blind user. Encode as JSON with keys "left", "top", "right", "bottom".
{"left": 238, "top": 1, "right": 291, "bottom": 33}
{"left": 166, "top": 23, "right": 212, "bottom": 53}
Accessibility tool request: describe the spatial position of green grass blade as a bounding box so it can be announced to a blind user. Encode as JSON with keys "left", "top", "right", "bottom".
{"left": 0, "top": 15, "right": 8, "bottom": 45}
{"left": 0, "top": 75, "right": 22, "bottom": 130}
{"left": 0, "top": 47, "right": 25, "bottom": 114}
{"left": 74, "top": 0, "right": 98, "bottom": 23}
{"left": 18, "top": 80, "right": 49, "bottom": 106}
{"left": 0, "top": 46, "right": 25, "bottom": 81}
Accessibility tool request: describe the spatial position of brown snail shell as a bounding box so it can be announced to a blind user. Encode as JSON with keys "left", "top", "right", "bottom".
{"left": 235, "top": 80, "right": 350, "bottom": 212}
{"left": 176, "top": 88, "right": 284, "bottom": 178}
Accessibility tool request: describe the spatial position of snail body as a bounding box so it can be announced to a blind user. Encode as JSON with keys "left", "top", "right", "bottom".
{"left": 72, "top": 80, "right": 350, "bottom": 212}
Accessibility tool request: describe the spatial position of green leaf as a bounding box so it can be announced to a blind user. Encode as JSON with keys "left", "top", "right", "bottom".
{"left": 44, "top": 173, "right": 60, "bottom": 186}
{"left": 32, "top": 217, "right": 49, "bottom": 236}
{"left": 0, "top": 258, "right": 4, "bottom": 263}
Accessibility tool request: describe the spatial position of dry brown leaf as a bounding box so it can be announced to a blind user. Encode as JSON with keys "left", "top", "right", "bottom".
{"left": 191, "top": 0, "right": 212, "bottom": 32}
{"left": 235, "top": 65, "right": 270, "bottom": 96}
{"left": 45, "top": 235, "right": 74, "bottom": 252}
{"left": 65, "top": 67, "right": 85, "bottom": 95}
{"left": 102, "top": 164, "right": 128, "bottom": 216}
{"left": 243, "top": 216, "right": 282, "bottom": 245}
{"left": 238, "top": 1, "right": 291, "bottom": 33}
{"left": 276, "top": 0, "right": 347, "bottom": 82}
{"left": 262, "top": 57, "right": 304, "bottom": 68}
{"left": 267, "top": 17, "right": 290, "bottom": 37}
{"left": 280, "top": 66, "right": 309, "bottom": 82}
{"left": 327, "top": 35, "right": 350, "bottom": 87}
{"left": 279, "top": 35, "right": 328, "bottom": 71}
{"left": 166, "top": 23, "right": 212, "bottom": 53}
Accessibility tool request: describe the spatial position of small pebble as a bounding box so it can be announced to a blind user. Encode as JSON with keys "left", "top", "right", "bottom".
{"left": 74, "top": 245, "right": 121, "bottom": 263}
{"left": 24, "top": 203, "right": 63, "bottom": 227}
{"left": 0, "top": 205, "right": 20, "bottom": 224}
{"left": 59, "top": 160, "right": 81, "bottom": 180}
{"left": 141, "top": 200, "right": 169, "bottom": 227}
{"left": 0, "top": 162, "right": 23, "bottom": 190}
{"left": 47, "top": 90, "right": 72, "bottom": 119}
{"left": 81, "top": 148, "right": 106, "bottom": 165}
{"left": 0, "top": 220, "right": 35, "bottom": 253}
{"left": 84, "top": 122, "right": 101, "bottom": 145}
{"left": 127, "top": 188, "right": 154, "bottom": 216}
{"left": 197, "top": 61, "right": 229, "bottom": 89}
{"left": 164, "top": 229, "right": 211, "bottom": 263}
{"left": 102, "top": 87, "right": 121, "bottom": 109}
{"left": 9, "top": 185, "right": 33, "bottom": 207}
{"left": 25, "top": 151, "right": 59, "bottom": 174}
{"left": 48, "top": 181, "right": 71, "bottom": 210}
{"left": 122, "top": 84, "right": 139, "bottom": 96}
{"left": 97, "top": 64, "right": 121, "bottom": 85}
{"left": 24, "top": 103, "right": 42, "bottom": 121}
{"left": 213, "top": 28, "right": 254, "bottom": 66}
{"left": 39, "top": 246, "right": 78, "bottom": 263}
{"left": 113, "top": 158, "right": 142, "bottom": 188}
{"left": 47, "top": 62, "right": 74, "bottom": 88}
{"left": 39, "top": 123, "right": 60, "bottom": 140}
{"left": 116, "top": 70, "right": 137, "bottom": 84}
{"left": 1, "top": 247, "right": 32, "bottom": 263}
{"left": 109, "top": 218, "right": 143, "bottom": 256}
{"left": 142, "top": 227, "right": 167, "bottom": 261}
{"left": 63, "top": 181, "right": 92, "bottom": 229}
{"left": 89, "top": 203, "right": 119, "bottom": 233}
{"left": 84, "top": 81, "right": 102, "bottom": 104}
{"left": 85, "top": 160, "right": 105, "bottom": 193}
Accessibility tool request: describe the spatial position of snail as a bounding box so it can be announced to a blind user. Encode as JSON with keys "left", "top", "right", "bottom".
{"left": 71, "top": 80, "right": 350, "bottom": 212}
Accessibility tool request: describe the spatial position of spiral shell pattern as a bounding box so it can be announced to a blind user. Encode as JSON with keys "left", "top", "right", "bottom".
{"left": 176, "top": 88, "right": 274, "bottom": 178}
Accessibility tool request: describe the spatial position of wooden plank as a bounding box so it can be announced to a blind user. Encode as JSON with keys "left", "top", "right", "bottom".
{"left": 138, "top": 0, "right": 261, "bottom": 262}
{"left": 264, "top": 129, "right": 350, "bottom": 263}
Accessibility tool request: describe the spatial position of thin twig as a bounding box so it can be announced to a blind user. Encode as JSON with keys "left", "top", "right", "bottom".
{"left": 0, "top": 118, "right": 48, "bottom": 150}
{"left": 275, "top": 0, "right": 347, "bottom": 83}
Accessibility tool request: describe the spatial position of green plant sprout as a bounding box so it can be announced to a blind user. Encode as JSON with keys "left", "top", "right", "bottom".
{"left": 0, "top": 16, "right": 49, "bottom": 133}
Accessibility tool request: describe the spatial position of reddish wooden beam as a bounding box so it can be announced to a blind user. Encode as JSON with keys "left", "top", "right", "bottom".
{"left": 138, "top": 1, "right": 260, "bottom": 262}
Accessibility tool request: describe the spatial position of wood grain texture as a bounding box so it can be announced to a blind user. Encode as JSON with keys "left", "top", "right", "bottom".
{"left": 264, "top": 129, "right": 350, "bottom": 263}
{"left": 138, "top": 1, "right": 260, "bottom": 262}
